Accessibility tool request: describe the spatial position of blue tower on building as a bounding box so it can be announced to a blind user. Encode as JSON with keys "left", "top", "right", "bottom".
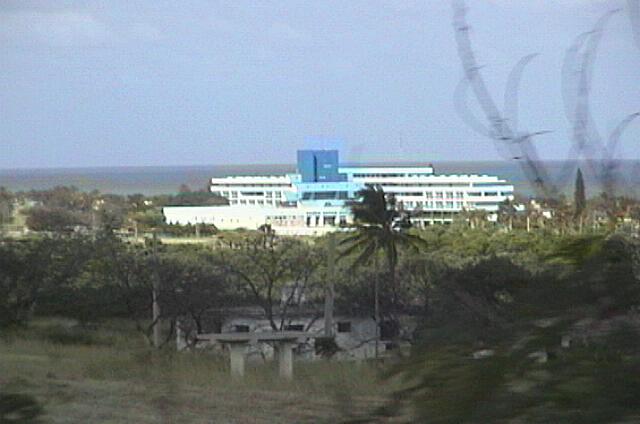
{"left": 296, "top": 150, "right": 345, "bottom": 183}
{"left": 294, "top": 150, "right": 359, "bottom": 206}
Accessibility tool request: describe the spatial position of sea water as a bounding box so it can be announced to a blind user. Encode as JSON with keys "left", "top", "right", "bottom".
{"left": 1, "top": 161, "right": 638, "bottom": 198}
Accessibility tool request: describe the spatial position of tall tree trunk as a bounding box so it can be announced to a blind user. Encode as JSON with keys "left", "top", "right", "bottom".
{"left": 373, "top": 255, "right": 381, "bottom": 358}
{"left": 324, "top": 233, "right": 336, "bottom": 337}
{"left": 578, "top": 214, "right": 583, "bottom": 234}
{"left": 374, "top": 273, "right": 380, "bottom": 358}
{"left": 389, "top": 256, "right": 397, "bottom": 318}
{"left": 151, "top": 231, "right": 162, "bottom": 348}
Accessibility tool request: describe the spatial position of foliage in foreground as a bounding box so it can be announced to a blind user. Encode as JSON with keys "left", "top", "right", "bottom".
{"left": 357, "top": 234, "right": 640, "bottom": 423}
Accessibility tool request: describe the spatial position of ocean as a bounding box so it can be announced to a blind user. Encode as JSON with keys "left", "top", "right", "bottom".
{"left": 1, "top": 161, "right": 639, "bottom": 199}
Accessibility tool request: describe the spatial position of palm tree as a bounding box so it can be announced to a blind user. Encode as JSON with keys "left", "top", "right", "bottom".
{"left": 339, "top": 185, "right": 426, "bottom": 353}
{"left": 498, "top": 199, "right": 518, "bottom": 231}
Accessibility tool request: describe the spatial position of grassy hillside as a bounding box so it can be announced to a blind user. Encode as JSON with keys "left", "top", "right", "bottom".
{"left": 0, "top": 319, "right": 394, "bottom": 423}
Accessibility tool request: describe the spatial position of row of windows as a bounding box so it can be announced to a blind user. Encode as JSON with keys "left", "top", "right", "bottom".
{"left": 239, "top": 191, "right": 265, "bottom": 196}
{"left": 353, "top": 173, "right": 410, "bottom": 178}
{"left": 392, "top": 191, "right": 512, "bottom": 199}
{"left": 392, "top": 191, "right": 466, "bottom": 198}
{"left": 366, "top": 182, "right": 471, "bottom": 187}
{"left": 467, "top": 191, "right": 510, "bottom": 197}
{"left": 228, "top": 199, "right": 280, "bottom": 206}
{"left": 393, "top": 192, "right": 424, "bottom": 197}
{"left": 353, "top": 173, "right": 437, "bottom": 179}
{"left": 305, "top": 215, "right": 348, "bottom": 226}
{"left": 211, "top": 183, "right": 291, "bottom": 187}
{"left": 213, "top": 191, "right": 285, "bottom": 199}
{"left": 301, "top": 191, "right": 349, "bottom": 200}
{"left": 401, "top": 201, "right": 465, "bottom": 209}
{"left": 213, "top": 187, "right": 510, "bottom": 199}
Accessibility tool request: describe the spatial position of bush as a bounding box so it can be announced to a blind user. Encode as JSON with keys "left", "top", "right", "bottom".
{"left": 34, "top": 323, "right": 113, "bottom": 347}
{"left": 0, "top": 393, "right": 43, "bottom": 423}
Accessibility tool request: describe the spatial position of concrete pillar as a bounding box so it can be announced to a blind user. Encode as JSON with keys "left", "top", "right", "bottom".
{"left": 277, "top": 342, "right": 295, "bottom": 379}
{"left": 229, "top": 343, "right": 247, "bottom": 378}
{"left": 176, "top": 325, "right": 187, "bottom": 351}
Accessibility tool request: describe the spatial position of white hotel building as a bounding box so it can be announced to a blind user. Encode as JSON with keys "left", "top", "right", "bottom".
{"left": 163, "top": 150, "right": 514, "bottom": 236}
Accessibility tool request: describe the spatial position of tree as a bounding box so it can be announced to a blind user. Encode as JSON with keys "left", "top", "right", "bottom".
{"left": 461, "top": 208, "right": 489, "bottom": 230}
{"left": 574, "top": 168, "right": 586, "bottom": 231}
{"left": 25, "top": 207, "right": 89, "bottom": 232}
{"left": 80, "top": 233, "right": 157, "bottom": 342}
{"left": 161, "top": 189, "right": 228, "bottom": 207}
{"left": 0, "top": 187, "right": 14, "bottom": 230}
{"left": 498, "top": 199, "right": 518, "bottom": 231}
{"left": 128, "top": 209, "right": 165, "bottom": 234}
{"left": 339, "top": 185, "right": 426, "bottom": 349}
{"left": 0, "top": 237, "right": 91, "bottom": 327}
{"left": 219, "top": 235, "right": 322, "bottom": 331}
{"left": 155, "top": 249, "right": 234, "bottom": 345}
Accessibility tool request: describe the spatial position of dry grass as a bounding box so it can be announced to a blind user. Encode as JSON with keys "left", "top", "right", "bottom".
{"left": 0, "top": 319, "right": 394, "bottom": 423}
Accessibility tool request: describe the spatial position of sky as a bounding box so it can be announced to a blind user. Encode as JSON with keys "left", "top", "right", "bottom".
{"left": 1, "top": 0, "right": 639, "bottom": 169}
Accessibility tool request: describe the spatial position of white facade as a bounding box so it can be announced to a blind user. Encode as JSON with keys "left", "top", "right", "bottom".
{"left": 163, "top": 204, "right": 353, "bottom": 236}
{"left": 209, "top": 168, "right": 513, "bottom": 214}
{"left": 163, "top": 158, "right": 514, "bottom": 234}
{"left": 344, "top": 170, "right": 513, "bottom": 214}
{"left": 209, "top": 174, "right": 298, "bottom": 207}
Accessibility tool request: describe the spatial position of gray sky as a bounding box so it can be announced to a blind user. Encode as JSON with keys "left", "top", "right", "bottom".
{"left": 1, "top": 0, "right": 638, "bottom": 168}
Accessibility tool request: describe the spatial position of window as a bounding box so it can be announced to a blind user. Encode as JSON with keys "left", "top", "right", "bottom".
{"left": 285, "top": 324, "right": 304, "bottom": 331}
{"left": 301, "top": 191, "right": 347, "bottom": 200}
{"left": 234, "top": 325, "right": 250, "bottom": 333}
{"left": 379, "top": 321, "right": 399, "bottom": 340}
{"left": 337, "top": 322, "right": 352, "bottom": 333}
{"left": 314, "top": 191, "right": 337, "bottom": 200}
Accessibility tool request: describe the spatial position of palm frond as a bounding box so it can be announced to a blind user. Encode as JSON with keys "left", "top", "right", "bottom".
{"left": 340, "top": 235, "right": 373, "bottom": 259}
{"left": 351, "top": 241, "right": 379, "bottom": 270}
